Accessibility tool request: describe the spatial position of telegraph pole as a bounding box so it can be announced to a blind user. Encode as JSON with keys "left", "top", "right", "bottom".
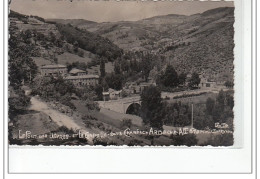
{"left": 191, "top": 103, "right": 194, "bottom": 128}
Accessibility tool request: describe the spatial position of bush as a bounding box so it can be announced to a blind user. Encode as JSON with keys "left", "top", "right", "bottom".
{"left": 172, "top": 92, "right": 207, "bottom": 99}
{"left": 120, "top": 118, "right": 132, "bottom": 129}
{"left": 121, "top": 90, "right": 128, "bottom": 98}
{"left": 60, "top": 95, "right": 76, "bottom": 110}
{"left": 55, "top": 126, "right": 75, "bottom": 134}
{"left": 92, "top": 137, "right": 108, "bottom": 146}
{"left": 170, "top": 134, "right": 198, "bottom": 146}
{"left": 78, "top": 50, "right": 84, "bottom": 57}
{"left": 202, "top": 133, "right": 234, "bottom": 146}
{"left": 127, "top": 139, "right": 143, "bottom": 146}
{"left": 85, "top": 100, "right": 100, "bottom": 111}
{"left": 165, "top": 96, "right": 170, "bottom": 100}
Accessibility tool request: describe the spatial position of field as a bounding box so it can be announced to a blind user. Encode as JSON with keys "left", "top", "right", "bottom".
{"left": 57, "top": 52, "right": 93, "bottom": 65}
{"left": 33, "top": 57, "right": 52, "bottom": 67}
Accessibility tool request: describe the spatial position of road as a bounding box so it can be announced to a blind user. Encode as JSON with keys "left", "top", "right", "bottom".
{"left": 29, "top": 97, "right": 94, "bottom": 144}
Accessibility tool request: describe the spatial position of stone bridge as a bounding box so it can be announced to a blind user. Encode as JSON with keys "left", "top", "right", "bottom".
{"left": 98, "top": 96, "right": 141, "bottom": 114}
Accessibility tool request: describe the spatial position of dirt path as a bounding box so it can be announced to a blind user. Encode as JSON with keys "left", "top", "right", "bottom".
{"left": 29, "top": 97, "right": 93, "bottom": 144}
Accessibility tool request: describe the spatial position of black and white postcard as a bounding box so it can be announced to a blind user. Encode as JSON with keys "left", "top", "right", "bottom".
{"left": 4, "top": 0, "right": 256, "bottom": 175}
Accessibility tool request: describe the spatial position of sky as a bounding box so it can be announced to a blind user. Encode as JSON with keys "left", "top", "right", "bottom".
{"left": 10, "top": 0, "right": 234, "bottom": 22}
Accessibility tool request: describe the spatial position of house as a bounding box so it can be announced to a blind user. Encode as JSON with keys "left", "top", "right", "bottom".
{"left": 65, "top": 74, "right": 99, "bottom": 87}
{"left": 40, "top": 64, "right": 67, "bottom": 77}
{"left": 102, "top": 88, "right": 122, "bottom": 101}
{"left": 69, "top": 68, "right": 86, "bottom": 76}
{"left": 102, "top": 92, "right": 110, "bottom": 101}
{"left": 199, "top": 78, "right": 217, "bottom": 89}
{"left": 108, "top": 88, "right": 122, "bottom": 100}
{"left": 128, "top": 82, "right": 156, "bottom": 94}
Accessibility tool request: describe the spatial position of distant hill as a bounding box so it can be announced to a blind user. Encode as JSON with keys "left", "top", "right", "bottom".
{"left": 66, "top": 7, "right": 234, "bottom": 81}
{"left": 47, "top": 18, "right": 97, "bottom": 26}
{"left": 10, "top": 7, "right": 234, "bottom": 81}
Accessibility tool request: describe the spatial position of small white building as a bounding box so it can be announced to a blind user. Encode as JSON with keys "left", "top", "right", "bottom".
{"left": 199, "top": 78, "right": 217, "bottom": 89}
{"left": 108, "top": 88, "right": 122, "bottom": 100}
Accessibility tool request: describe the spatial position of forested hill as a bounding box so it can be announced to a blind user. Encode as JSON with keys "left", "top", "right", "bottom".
{"left": 49, "top": 7, "right": 234, "bottom": 82}
{"left": 9, "top": 10, "right": 123, "bottom": 71}
{"left": 10, "top": 7, "right": 234, "bottom": 82}
{"left": 55, "top": 23, "right": 122, "bottom": 62}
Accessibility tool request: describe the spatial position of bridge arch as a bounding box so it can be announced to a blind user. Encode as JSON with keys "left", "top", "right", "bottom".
{"left": 125, "top": 102, "right": 141, "bottom": 115}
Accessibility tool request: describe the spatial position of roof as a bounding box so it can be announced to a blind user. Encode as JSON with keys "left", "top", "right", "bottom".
{"left": 41, "top": 64, "right": 67, "bottom": 69}
{"left": 65, "top": 74, "right": 99, "bottom": 80}
{"left": 111, "top": 91, "right": 121, "bottom": 95}
{"left": 69, "top": 68, "right": 86, "bottom": 74}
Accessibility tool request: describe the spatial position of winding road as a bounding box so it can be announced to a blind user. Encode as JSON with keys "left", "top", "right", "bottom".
{"left": 29, "top": 97, "right": 94, "bottom": 144}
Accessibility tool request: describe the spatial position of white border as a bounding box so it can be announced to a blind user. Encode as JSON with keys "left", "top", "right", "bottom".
{"left": 2, "top": 0, "right": 255, "bottom": 176}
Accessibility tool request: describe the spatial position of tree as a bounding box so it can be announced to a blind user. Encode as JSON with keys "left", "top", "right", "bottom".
{"left": 171, "top": 134, "right": 198, "bottom": 146}
{"left": 114, "top": 59, "right": 121, "bottom": 75}
{"left": 49, "top": 31, "right": 56, "bottom": 43}
{"left": 206, "top": 97, "right": 215, "bottom": 115}
{"left": 9, "top": 37, "right": 38, "bottom": 88}
{"left": 140, "top": 86, "right": 164, "bottom": 129}
{"left": 66, "top": 61, "right": 87, "bottom": 72}
{"left": 105, "top": 73, "right": 123, "bottom": 90}
{"left": 178, "top": 72, "right": 187, "bottom": 86}
{"left": 224, "top": 81, "right": 234, "bottom": 88}
{"left": 100, "top": 58, "right": 106, "bottom": 78}
{"left": 94, "top": 84, "right": 104, "bottom": 101}
{"left": 141, "top": 54, "right": 153, "bottom": 82}
{"left": 188, "top": 72, "right": 200, "bottom": 88}
{"left": 216, "top": 89, "right": 225, "bottom": 109}
{"left": 73, "top": 40, "right": 79, "bottom": 53}
{"left": 226, "top": 93, "right": 234, "bottom": 109}
{"left": 120, "top": 118, "right": 132, "bottom": 129}
{"left": 160, "top": 65, "right": 179, "bottom": 87}
{"left": 164, "top": 102, "right": 190, "bottom": 127}
{"left": 9, "top": 87, "right": 31, "bottom": 119}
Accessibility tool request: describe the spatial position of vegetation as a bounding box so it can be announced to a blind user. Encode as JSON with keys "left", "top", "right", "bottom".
{"left": 163, "top": 102, "right": 191, "bottom": 127}
{"left": 188, "top": 72, "right": 201, "bottom": 88}
{"left": 8, "top": 88, "right": 31, "bottom": 119}
{"left": 193, "top": 90, "right": 234, "bottom": 130}
{"left": 120, "top": 118, "right": 133, "bottom": 129}
{"left": 31, "top": 75, "right": 77, "bottom": 109}
{"left": 140, "top": 86, "right": 164, "bottom": 129}
{"left": 66, "top": 61, "right": 88, "bottom": 72}
{"left": 159, "top": 65, "right": 179, "bottom": 88}
{"left": 202, "top": 133, "right": 234, "bottom": 146}
{"left": 105, "top": 73, "right": 123, "bottom": 90}
{"left": 224, "top": 80, "right": 234, "bottom": 88}
{"left": 56, "top": 23, "right": 123, "bottom": 62}
{"left": 171, "top": 134, "right": 198, "bottom": 146}
{"left": 8, "top": 24, "right": 38, "bottom": 120}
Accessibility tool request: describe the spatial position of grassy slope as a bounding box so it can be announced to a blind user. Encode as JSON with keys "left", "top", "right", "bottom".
{"left": 73, "top": 7, "right": 234, "bottom": 81}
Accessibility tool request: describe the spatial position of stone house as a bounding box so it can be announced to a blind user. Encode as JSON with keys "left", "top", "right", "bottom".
{"left": 65, "top": 74, "right": 99, "bottom": 87}
{"left": 199, "top": 78, "right": 217, "bottom": 89}
{"left": 40, "top": 64, "right": 67, "bottom": 77}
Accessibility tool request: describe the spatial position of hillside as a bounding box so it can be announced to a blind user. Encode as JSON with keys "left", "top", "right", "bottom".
{"left": 9, "top": 10, "right": 122, "bottom": 74}
{"left": 51, "top": 7, "right": 234, "bottom": 81}
{"left": 11, "top": 7, "right": 234, "bottom": 81}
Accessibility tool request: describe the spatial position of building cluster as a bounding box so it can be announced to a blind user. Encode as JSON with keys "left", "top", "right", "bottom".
{"left": 40, "top": 64, "right": 99, "bottom": 87}
{"left": 101, "top": 81, "right": 156, "bottom": 101}
{"left": 102, "top": 88, "right": 122, "bottom": 101}
{"left": 185, "top": 73, "right": 218, "bottom": 89}
{"left": 124, "top": 81, "right": 156, "bottom": 94}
